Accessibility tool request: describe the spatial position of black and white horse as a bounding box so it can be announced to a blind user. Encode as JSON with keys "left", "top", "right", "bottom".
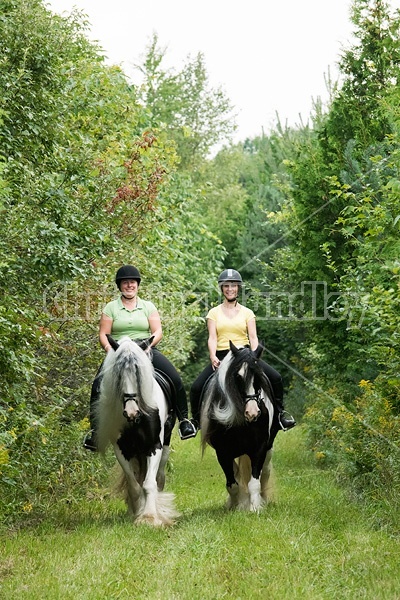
{"left": 201, "top": 341, "right": 280, "bottom": 512}
{"left": 96, "top": 335, "right": 179, "bottom": 526}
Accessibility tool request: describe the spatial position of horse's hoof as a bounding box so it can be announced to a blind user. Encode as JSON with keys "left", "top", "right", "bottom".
{"left": 136, "top": 514, "right": 165, "bottom": 527}
{"left": 249, "top": 499, "right": 265, "bottom": 513}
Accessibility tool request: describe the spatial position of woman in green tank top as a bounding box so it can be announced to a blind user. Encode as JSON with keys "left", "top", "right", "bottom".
{"left": 83, "top": 265, "right": 197, "bottom": 451}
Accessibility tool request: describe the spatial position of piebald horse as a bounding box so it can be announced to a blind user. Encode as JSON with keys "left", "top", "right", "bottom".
{"left": 96, "top": 335, "right": 179, "bottom": 526}
{"left": 201, "top": 341, "right": 279, "bottom": 512}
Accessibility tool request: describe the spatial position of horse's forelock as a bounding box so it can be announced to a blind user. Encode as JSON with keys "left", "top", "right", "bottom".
{"left": 206, "top": 348, "right": 272, "bottom": 428}
{"left": 110, "top": 339, "right": 156, "bottom": 413}
{"left": 225, "top": 348, "right": 266, "bottom": 405}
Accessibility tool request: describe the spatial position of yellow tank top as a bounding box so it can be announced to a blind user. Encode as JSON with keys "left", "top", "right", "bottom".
{"left": 206, "top": 304, "right": 256, "bottom": 351}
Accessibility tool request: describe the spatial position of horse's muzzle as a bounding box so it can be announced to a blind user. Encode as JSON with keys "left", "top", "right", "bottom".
{"left": 123, "top": 393, "right": 141, "bottom": 422}
{"left": 244, "top": 394, "right": 261, "bottom": 422}
{"left": 123, "top": 410, "right": 142, "bottom": 423}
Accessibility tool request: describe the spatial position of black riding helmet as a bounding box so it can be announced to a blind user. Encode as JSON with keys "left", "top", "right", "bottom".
{"left": 218, "top": 269, "right": 243, "bottom": 287}
{"left": 115, "top": 265, "right": 141, "bottom": 289}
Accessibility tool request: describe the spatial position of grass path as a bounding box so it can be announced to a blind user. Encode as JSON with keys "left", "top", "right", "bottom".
{"left": 1, "top": 427, "right": 399, "bottom": 599}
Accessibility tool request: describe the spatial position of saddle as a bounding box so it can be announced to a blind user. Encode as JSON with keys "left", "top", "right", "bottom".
{"left": 154, "top": 369, "right": 175, "bottom": 413}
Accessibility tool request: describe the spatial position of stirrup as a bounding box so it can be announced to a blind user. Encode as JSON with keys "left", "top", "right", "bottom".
{"left": 178, "top": 418, "right": 197, "bottom": 440}
{"left": 278, "top": 411, "right": 296, "bottom": 432}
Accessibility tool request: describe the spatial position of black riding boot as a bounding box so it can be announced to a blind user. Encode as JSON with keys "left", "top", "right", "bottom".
{"left": 83, "top": 369, "right": 102, "bottom": 451}
{"left": 83, "top": 429, "right": 98, "bottom": 452}
{"left": 178, "top": 418, "right": 197, "bottom": 440}
{"left": 173, "top": 379, "right": 197, "bottom": 439}
{"left": 276, "top": 398, "right": 296, "bottom": 431}
{"left": 189, "top": 393, "right": 201, "bottom": 432}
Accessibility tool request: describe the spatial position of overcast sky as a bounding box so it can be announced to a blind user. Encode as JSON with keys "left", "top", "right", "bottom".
{"left": 46, "top": 0, "right": 399, "bottom": 142}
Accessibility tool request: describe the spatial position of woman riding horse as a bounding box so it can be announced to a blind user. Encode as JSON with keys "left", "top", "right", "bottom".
{"left": 84, "top": 265, "right": 196, "bottom": 450}
{"left": 190, "top": 268, "right": 296, "bottom": 431}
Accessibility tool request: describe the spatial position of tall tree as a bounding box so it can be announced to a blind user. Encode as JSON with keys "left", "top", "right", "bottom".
{"left": 135, "top": 34, "right": 236, "bottom": 169}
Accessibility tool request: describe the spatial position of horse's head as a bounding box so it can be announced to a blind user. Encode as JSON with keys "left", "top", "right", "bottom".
{"left": 106, "top": 334, "right": 155, "bottom": 353}
{"left": 227, "top": 341, "right": 266, "bottom": 423}
{"left": 104, "top": 334, "right": 156, "bottom": 422}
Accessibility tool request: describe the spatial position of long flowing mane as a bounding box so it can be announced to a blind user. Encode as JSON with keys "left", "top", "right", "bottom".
{"left": 204, "top": 346, "right": 274, "bottom": 429}
{"left": 101, "top": 336, "right": 158, "bottom": 415}
{"left": 95, "top": 335, "right": 178, "bottom": 526}
{"left": 200, "top": 342, "right": 279, "bottom": 513}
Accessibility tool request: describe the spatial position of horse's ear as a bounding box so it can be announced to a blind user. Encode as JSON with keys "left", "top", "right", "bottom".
{"left": 106, "top": 334, "right": 119, "bottom": 351}
{"left": 254, "top": 344, "right": 264, "bottom": 359}
{"left": 138, "top": 336, "right": 154, "bottom": 351}
{"left": 229, "top": 340, "right": 239, "bottom": 355}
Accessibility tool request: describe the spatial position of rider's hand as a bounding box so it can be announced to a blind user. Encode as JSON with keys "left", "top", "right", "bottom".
{"left": 210, "top": 355, "right": 220, "bottom": 370}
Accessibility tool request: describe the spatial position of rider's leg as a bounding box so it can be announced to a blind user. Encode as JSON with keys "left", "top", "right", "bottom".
{"left": 190, "top": 363, "right": 214, "bottom": 428}
{"left": 83, "top": 364, "right": 103, "bottom": 451}
{"left": 259, "top": 359, "right": 296, "bottom": 431}
{"left": 151, "top": 349, "right": 197, "bottom": 439}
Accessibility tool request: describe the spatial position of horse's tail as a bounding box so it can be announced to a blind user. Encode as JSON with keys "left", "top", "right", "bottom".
{"left": 260, "top": 449, "right": 276, "bottom": 502}
{"left": 200, "top": 411, "right": 210, "bottom": 456}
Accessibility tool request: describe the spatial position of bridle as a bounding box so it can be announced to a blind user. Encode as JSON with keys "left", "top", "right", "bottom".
{"left": 244, "top": 391, "right": 262, "bottom": 407}
{"left": 123, "top": 392, "right": 137, "bottom": 406}
{"left": 123, "top": 392, "right": 141, "bottom": 423}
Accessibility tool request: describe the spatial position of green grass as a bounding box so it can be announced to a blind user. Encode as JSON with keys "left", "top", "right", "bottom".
{"left": 1, "top": 427, "right": 400, "bottom": 599}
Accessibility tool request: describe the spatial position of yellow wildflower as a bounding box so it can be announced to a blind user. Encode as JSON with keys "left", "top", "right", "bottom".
{"left": 358, "top": 379, "right": 371, "bottom": 388}
{"left": 79, "top": 417, "right": 90, "bottom": 432}
{"left": 0, "top": 446, "right": 10, "bottom": 466}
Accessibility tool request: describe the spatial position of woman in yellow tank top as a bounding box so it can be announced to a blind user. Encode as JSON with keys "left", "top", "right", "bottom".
{"left": 190, "top": 269, "right": 296, "bottom": 431}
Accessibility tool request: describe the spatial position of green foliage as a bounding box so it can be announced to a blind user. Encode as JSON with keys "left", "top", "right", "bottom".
{"left": 305, "top": 377, "right": 400, "bottom": 499}
{"left": 2, "top": 0, "right": 400, "bottom": 524}
{"left": 276, "top": 0, "right": 400, "bottom": 500}
{"left": 321, "top": 0, "right": 400, "bottom": 156}
{"left": 204, "top": 0, "right": 400, "bottom": 504}
{"left": 188, "top": 146, "right": 249, "bottom": 266}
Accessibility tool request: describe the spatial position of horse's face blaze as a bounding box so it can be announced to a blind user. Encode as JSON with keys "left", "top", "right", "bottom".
{"left": 236, "top": 360, "right": 261, "bottom": 421}
{"left": 238, "top": 363, "right": 247, "bottom": 379}
{"left": 245, "top": 399, "right": 260, "bottom": 422}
